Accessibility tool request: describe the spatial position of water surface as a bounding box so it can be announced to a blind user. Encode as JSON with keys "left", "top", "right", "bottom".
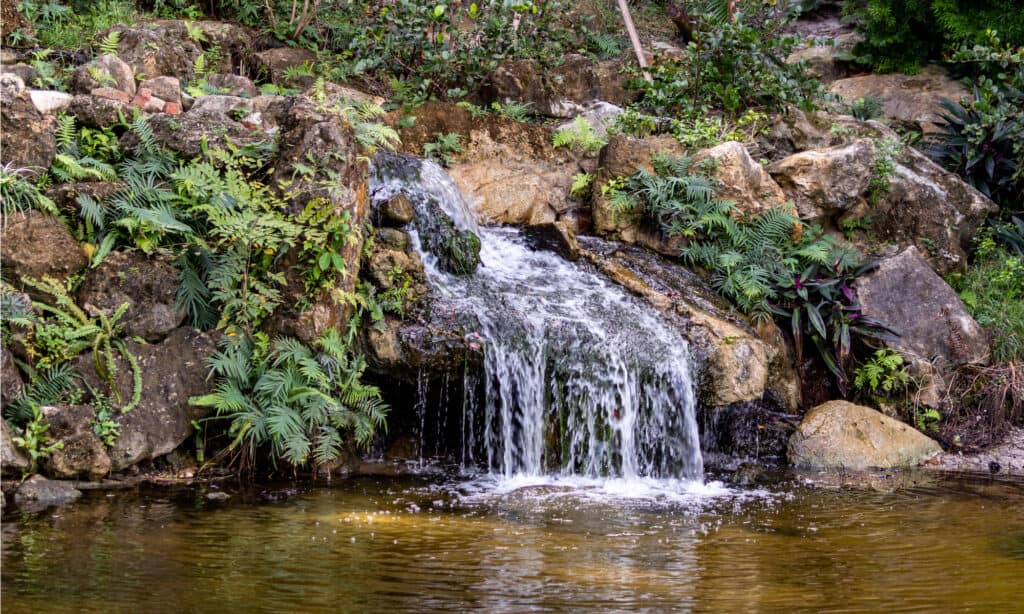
{"left": 3, "top": 472, "right": 1022, "bottom": 612}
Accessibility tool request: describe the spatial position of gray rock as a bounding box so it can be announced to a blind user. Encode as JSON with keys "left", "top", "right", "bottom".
{"left": 254, "top": 47, "right": 316, "bottom": 87}
{"left": 0, "top": 212, "right": 88, "bottom": 294}
{"left": 76, "top": 251, "right": 185, "bottom": 342}
{"left": 207, "top": 73, "right": 258, "bottom": 97}
{"left": 28, "top": 89, "right": 73, "bottom": 114}
{"left": 694, "top": 141, "right": 791, "bottom": 218}
{"left": 41, "top": 405, "right": 111, "bottom": 481}
{"left": 2, "top": 64, "right": 38, "bottom": 86}
{"left": 68, "top": 94, "right": 131, "bottom": 128}
{"left": 14, "top": 475, "right": 82, "bottom": 511}
{"left": 556, "top": 101, "right": 623, "bottom": 139}
{"left": 74, "top": 328, "right": 217, "bottom": 470}
{"left": 69, "top": 54, "right": 136, "bottom": 96}
{"left": 490, "top": 54, "right": 636, "bottom": 117}
{"left": 1, "top": 419, "right": 29, "bottom": 476}
{"left": 1, "top": 84, "right": 57, "bottom": 175}
{"left": 857, "top": 246, "right": 989, "bottom": 369}
{"left": 789, "top": 400, "right": 942, "bottom": 469}
{"left": 104, "top": 23, "right": 202, "bottom": 82}
{"left": 380, "top": 194, "right": 415, "bottom": 226}
{"left": 138, "top": 75, "right": 181, "bottom": 105}
{"left": 829, "top": 65, "right": 968, "bottom": 133}
{"left": 138, "top": 94, "right": 272, "bottom": 158}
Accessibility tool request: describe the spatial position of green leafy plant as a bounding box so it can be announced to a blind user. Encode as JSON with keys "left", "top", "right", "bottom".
{"left": 849, "top": 95, "right": 884, "bottom": 121}
{"left": 867, "top": 137, "right": 902, "bottom": 204}
{"left": 190, "top": 330, "right": 388, "bottom": 473}
{"left": 97, "top": 30, "right": 120, "bottom": 55}
{"left": 1, "top": 164, "right": 59, "bottom": 218}
{"left": 571, "top": 172, "right": 594, "bottom": 199}
{"left": 423, "top": 132, "right": 463, "bottom": 167}
{"left": 11, "top": 404, "right": 64, "bottom": 475}
{"left": 854, "top": 348, "right": 913, "bottom": 395}
{"left": 552, "top": 116, "right": 607, "bottom": 156}
{"left": 89, "top": 390, "right": 121, "bottom": 447}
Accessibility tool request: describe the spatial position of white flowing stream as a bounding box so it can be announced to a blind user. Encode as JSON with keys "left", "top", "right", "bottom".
{"left": 372, "top": 156, "right": 705, "bottom": 486}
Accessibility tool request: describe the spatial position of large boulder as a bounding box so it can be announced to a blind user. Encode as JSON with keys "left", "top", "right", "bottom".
{"left": 788, "top": 400, "right": 942, "bottom": 469}
{"left": 692, "top": 141, "right": 791, "bottom": 218}
{"left": 14, "top": 475, "right": 82, "bottom": 511}
{"left": 591, "top": 134, "right": 685, "bottom": 253}
{"left": 67, "top": 93, "right": 131, "bottom": 128}
{"left": 0, "top": 76, "right": 57, "bottom": 175}
{"left": 104, "top": 22, "right": 203, "bottom": 82}
{"left": 759, "top": 108, "right": 891, "bottom": 162}
{"left": 857, "top": 246, "right": 989, "bottom": 369}
{"left": 254, "top": 47, "right": 316, "bottom": 87}
{"left": 1, "top": 420, "right": 29, "bottom": 476}
{"left": 76, "top": 251, "right": 186, "bottom": 342}
{"left": 767, "top": 138, "right": 875, "bottom": 220}
{"left": 74, "top": 327, "right": 216, "bottom": 470}
{"left": 829, "top": 65, "right": 968, "bottom": 133}
{"left": 785, "top": 32, "right": 861, "bottom": 83}
{"left": 487, "top": 54, "right": 635, "bottom": 117}
{"left": 69, "top": 54, "right": 136, "bottom": 96}
{"left": 40, "top": 405, "right": 111, "bottom": 481}
{"left": 0, "top": 212, "right": 88, "bottom": 292}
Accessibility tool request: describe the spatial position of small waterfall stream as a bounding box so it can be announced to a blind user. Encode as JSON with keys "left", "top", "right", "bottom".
{"left": 372, "top": 156, "right": 704, "bottom": 483}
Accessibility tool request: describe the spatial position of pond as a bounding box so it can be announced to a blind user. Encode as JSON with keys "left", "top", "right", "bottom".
{"left": 3, "top": 471, "right": 1022, "bottom": 612}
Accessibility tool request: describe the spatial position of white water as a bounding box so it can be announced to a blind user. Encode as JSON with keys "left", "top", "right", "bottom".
{"left": 372, "top": 156, "right": 705, "bottom": 486}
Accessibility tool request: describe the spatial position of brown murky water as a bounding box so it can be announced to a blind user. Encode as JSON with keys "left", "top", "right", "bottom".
{"left": 2, "top": 472, "right": 1023, "bottom": 613}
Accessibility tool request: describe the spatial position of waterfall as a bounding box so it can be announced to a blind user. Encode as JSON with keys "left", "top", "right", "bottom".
{"left": 372, "top": 155, "right": 704, "bottom": 482}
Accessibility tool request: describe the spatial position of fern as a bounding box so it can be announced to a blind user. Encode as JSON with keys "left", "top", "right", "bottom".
{"left": 1, "top": 164, "right": 59, "bottom": 218}
{"left": 552, "top": 116, "right": 607, "bottom": 155}
{"left": 97, "top": 31, "right": 121, "bottom": 56}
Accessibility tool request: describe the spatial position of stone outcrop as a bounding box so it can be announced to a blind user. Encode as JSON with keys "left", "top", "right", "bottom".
{"left": 69, "top": 54, "right": 136, "bottom": 96}
{"left": 789, "top": 400, "right": 942, "bottom": 469}
{"left": 692, "top": 141, "right": 791, "bottom": 218}
{"left": 767, "top": 138, "right": 874, "bottom": 220}
{"left": 67, "top": 93, "right": 131, "bottom": 128}
{"left": 829, "top": 65, "right": 967, "bottom": 133}
{"left": 76, "top": 251, "right": 186, "bottom": 342}
{"left": 857, "top": 246, "right": 990, "bottom": 370}
{"left": 0, "top": 212, "right": 88, "bottom": 293}
{"left": 487, "top": 54, "right": 635, "bottom": 117}
{"left": 1, "top": 75, "right": 57, "bottom": 174}
{"left": 1, "top": 345, "right": 24, "bottom": 409}
{"left": 785, "top": 33, "right": 861, "bottom": 83}
{"left": 254, "top": 47, "right": 317, "bottom": 87}
{"left": 74, "top": 328, "right": 216, "bottom": 471}
{"left": 41, "top": 405, "right": 111, "bottom": 481}
{"left": 14, "top": 475, "right": 82, "bottom": 511}
{"left": 138, "top": 94, "right": 280, "bottom": 157}
{"left": 104, "top": 23, "right": 203, "bottom": 82}
{"left": 1, "top": 420, "right": 29, "bottom": 477}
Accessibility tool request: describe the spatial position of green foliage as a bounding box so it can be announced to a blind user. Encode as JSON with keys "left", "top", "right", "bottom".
{"left": 18, "top": 276, "right": 142, "bottom": 412}
{"left": 1, "top": 164, "right": 59, "bottom": 218}
{"left": 571, "top": 172, "right": 594, "bottom": 199}
{"left": 633, "top": 0, "right": 823, "bottom": 118}
{"left": 854, "top": 348, "right": 912, "bottom": 394}
{"left": 423, "top": 132, "right": 464, "bottom": 167}
{"left": 10, "top": 404, "right": 63, "bottom": 475}
{"left": 190, "top": 330, "right": 388, "bottom": 472}
{"left": 90, "top": 391, "right": 121, "bottom": 447}
{"left": 925, "top": 41, "right": 1023, "bottom": 210}
{"left": 97, "top": 30, "right": 120, "bottom": 55}
{"left": 415, "top": 200, "right": 481, "bottom": 275}
{"left": 843, "top": 0, "right": 1024, "bottom": 73}
{"left": 949, "top": 231, "right": 1024, "bottom": 362}
{"left": 552, "top": 116, "right": 607, "bottom": 156}
{"left": 867, "top": 137, "right": 902, "bottom": 204}
{"left": 489, "top": 101, "right": 533, "bottom": 122}
{"left": 17, "top": 0, "right": 138, "bottom": 53}
{"left": 298, "top": 197, "right": 356, "bottom": 296}
{"left": 849, "top": 95, "right": 884, "bottom": 121}
{"left": 608, "top": 154, "right": 896, "bottom": 391}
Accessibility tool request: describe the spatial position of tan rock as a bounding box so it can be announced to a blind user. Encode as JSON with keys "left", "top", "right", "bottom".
{"left": 829, "top": 65, "right": 968, "bottom": 133}
{"left": 789, "top": 400, "right": 942, "bottom": 469}
{"left": 693, "top": 141, "right": 790, "bottom": 218}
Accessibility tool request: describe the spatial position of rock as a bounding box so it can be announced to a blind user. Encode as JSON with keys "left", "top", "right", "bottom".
{"left": 207, "top": 73, "right": 258, "bottom": 97}
{"left": 76, "top": 251, "right": 186, "bottom": 342}
{"left": 46, "top": 181, "right": 123, "bottom": 215}
{"left": 266, "top": 96, "right": 370, "bottom": 342}
{"left": 449, "top": 159, "right": 565, "bottom": 226}
{"left": 556, "top": 101, "right": 623, "bottom": 139}
{"left": 2, "top": 64, "right": 38, "bottom": 85}
{"left": 139, "top": 95, "right": 274, "bottom": 158}
{"left": 591, "top": 134, "right": 685, "bottom": 252}
{"left": 759, "top": 108, "right": 891, "bottom": 162}
{"left": 523, "top": 220, "right": 580, "bottom": 261}
{"left": 138, "top": 76, "right": 181, "bottom": 106}
{"left": 767, "top": 138, "right": 874, "bottom": 219}
{"left": 829, "top": 65, "right": 968, "bottom": 133}
{"left": 305, "top": 81, "right": 385, "bottom": 107}
{"left": 577, "top": 236, "right": 797, "bottom": 408}
{"left": 183, "top": 20, "right": 253, "bottom": 71}
{"left": 1, "top": 344, "right": 24, "bottom": 409}
{"left": 379, "top": 194, "right": 415, "bottom": 227}
{"left": 69, "top": 54, "right": 136, "bottom": 96}
{"left": 74, "top": 327, "right": 217, "bottom": 470}
{"left": 1, "top": 1, "right": 33, "bottom": 40}
{"left": 1, "top": 84, "right": 57, "bottom": 175}
{"left": 857, "top": 246, "right": 989, "bottom": 370}
{"left": 206, "top": 491, "right": 230, "bottom": 501}
{"left": 104, "top": 23, "right": 203, "bottom": 82}
{"left": 254, "top": 47, "right": 317, "bottom": 87}
{"left": 785, "top": 33, "right": 861, "bottom": 83}
{"left": 27, "top": 90, "right": 73, "bottom": 114}
{"left": 867, "top": 146, "right": 997, "bottom": 274}
{"left": 40, "top": 405, "right": 111, "bottom": 481}
{"left": 68, "top": 94, "right": 130, "bottom": 128}
{"left": 1, "top": 420, "right": 29, "bottom": 476}
{"left": 0, "top": 212, "right": 88, "bottom": 292}
{"left": 789, "top": 400, "right": 942, "bottom": 469}
{"left": 488, "top": 54, "right": 635, "bottom": 117}
{"left": 14, "top": 475, "right": 82, "bottom": 510}
{"left": 693, "top": 141, "right": 791, "bottom": 218}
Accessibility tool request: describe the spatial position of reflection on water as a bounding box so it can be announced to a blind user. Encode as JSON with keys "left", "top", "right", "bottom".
{"left": 2, "top": 473, "right": 1023, "bottom": 612}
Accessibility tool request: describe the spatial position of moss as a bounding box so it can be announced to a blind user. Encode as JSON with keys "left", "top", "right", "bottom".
{"left": 415, "top": 199, "right": 481, "bottom": 275}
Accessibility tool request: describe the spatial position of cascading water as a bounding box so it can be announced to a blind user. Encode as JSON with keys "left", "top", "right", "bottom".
{"left": 372, "top": 155, "right": 704, "bottom": 483}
